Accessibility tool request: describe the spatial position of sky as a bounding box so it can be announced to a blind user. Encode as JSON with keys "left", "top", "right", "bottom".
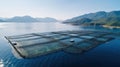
{"left": 0, "top": 0, "right": 120, "bottom": 20}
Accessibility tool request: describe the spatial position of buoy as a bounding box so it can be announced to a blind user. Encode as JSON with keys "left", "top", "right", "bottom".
{"left": 13, "top": 42, "right": 17, "bottom": 45}
{"left": 70, "top": 39, "right": 75, "bottom": 42}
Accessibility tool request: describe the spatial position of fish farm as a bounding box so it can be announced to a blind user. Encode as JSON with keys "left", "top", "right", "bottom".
{"left": 5, "top": 30, "right": 119, "bottom": 59}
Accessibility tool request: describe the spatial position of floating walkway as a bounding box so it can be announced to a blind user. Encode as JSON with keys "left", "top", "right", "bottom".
{"left": 5, "top": 30, "right": 119, "bottom": 59}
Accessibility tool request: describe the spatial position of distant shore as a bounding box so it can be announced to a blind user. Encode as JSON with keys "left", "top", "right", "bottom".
{"left": 103, "top": 25, "right": 120, "bottom": 29}
{"left": 64, "top": 22, "right": 120, "bottom": 29}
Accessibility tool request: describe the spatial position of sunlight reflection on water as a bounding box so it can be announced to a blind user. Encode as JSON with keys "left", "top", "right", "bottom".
{"left": 0, "top": 23, "right": 7, "bottom": 28}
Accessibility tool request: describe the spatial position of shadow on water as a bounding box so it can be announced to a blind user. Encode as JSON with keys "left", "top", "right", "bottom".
{"left": 0, "top": 22, "right": 120, "bottom": 67}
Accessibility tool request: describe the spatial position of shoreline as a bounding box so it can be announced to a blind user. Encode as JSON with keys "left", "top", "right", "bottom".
{"left": 103, "top": 25, "right": 120, "bottom": 29}
{"left": 64, "top": 22, "right": 120, "bottom": 29}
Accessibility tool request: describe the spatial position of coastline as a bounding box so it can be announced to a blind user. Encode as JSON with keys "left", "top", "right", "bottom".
{"left": 64, "top": 22, "right": 120, "bottom": 29}
{"left": 103, "top": 25, "right": 120, "bottom": 29}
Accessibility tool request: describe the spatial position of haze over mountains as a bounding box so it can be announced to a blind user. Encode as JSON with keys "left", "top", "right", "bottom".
{"left": 0, "top": 10, "right": 120, "bottom": 27}
{"left": 0, "top": 16, "right": 58, "bottom": 22}
{"left": 64, "top": 10, "right": 120, "bottom": 27}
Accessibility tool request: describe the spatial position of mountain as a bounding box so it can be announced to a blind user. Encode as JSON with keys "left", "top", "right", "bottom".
{"left": 0, "top": 16, "right": 58, "bottom": 22}
{"left": 0, "top": 19, "right": 5, "bottom": 22}
{"left": 93, "top": 17, "right": 120, "bottom": 26}
{"left": 36, "top": 17, "right": 58, "bottom": 22}
{"left": 6, "top": 16, "right": 38, "bottom": 22}
{"left": 65, "top": 18, "right": 92, "bottom": 25}
{"left": 108, "top": 11, "right": 120, "bottom": 17}
{"left": 64, "top": 10, "right": 120, "bottom": 27}
{"left": 66, "top": 11, "right": 107, "bottom": 22}
{"left": 66, "top": 11, "right": 120, "bottom": 22}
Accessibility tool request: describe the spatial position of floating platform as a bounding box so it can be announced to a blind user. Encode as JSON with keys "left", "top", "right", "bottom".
{"left": 5, "top": 30, "right": 118, "bottom": 59}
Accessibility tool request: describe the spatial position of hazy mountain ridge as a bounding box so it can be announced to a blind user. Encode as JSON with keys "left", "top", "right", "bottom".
{"left": 66, "top": 11, "right": 120, "bottom": 21}
{"left": 36, "top": 17, "right": 58, "bottom": 22}
{"left": 0, "top": 19, "right": 5, "bottom": 22}
{"left": 64, "top": 11, "right": 120, "bottom": 27}
{"left": 0, "top": 16, "right": 58, "bottom": 22}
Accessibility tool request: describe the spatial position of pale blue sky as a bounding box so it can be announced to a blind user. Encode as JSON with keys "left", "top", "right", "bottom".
{"left": 0, "top": 0, "right": 120, "bottom": 20}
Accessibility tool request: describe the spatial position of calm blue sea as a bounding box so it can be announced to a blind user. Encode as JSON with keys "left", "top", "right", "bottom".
{"left": 0, "top": 22, "right": 120, "bottom": 67}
